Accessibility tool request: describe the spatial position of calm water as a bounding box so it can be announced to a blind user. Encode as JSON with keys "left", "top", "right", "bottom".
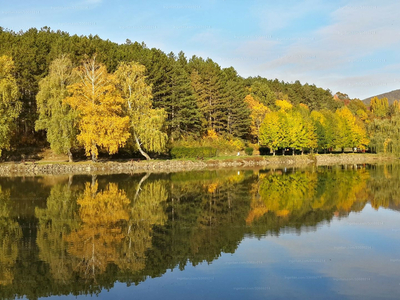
{"left": 1, "top": 164, "right": 400, "bottom": 300}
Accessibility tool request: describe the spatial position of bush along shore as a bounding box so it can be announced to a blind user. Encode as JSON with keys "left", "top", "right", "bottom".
{"left": 0, "top": 154, "right": 396, "bottom": 176}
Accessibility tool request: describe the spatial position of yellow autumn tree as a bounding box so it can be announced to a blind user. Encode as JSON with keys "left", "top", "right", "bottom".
{"left": 245, "top": 94, "right": 270, "bottom": 144}
{"left": 64, "top": 57, "right": 130, "bottom": 161}
{"left": 275, "top": 99, "right": 293, "bottom": 111}
{"left": 335, "top": 106, "right": 369, "bottom": 152}
{"left": 259, "top": 111, "right": 282, "bottom": 155}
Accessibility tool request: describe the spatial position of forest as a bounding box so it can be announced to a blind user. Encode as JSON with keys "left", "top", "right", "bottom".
{"left": 0, "top": 27, "right": 399, "bottom": 161}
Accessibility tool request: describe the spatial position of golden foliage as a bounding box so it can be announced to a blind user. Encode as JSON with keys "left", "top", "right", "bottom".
{"left": 275, "top": 99, "right": 293, "bottom": 111}
{"left": 245, "top": 94, "right": 270, "bottom": 142}
{"left": 65, "top": 181, "right": 130, "bottom": 279}
{"left": 64, "top": 57, "right": 130, "bottom": 159}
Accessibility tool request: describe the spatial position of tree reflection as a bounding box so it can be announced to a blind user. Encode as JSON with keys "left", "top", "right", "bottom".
{"left": 1, "top": 165, "right": 400, "bottom": 299}
{"left": 246, "top": 167, "right": 370, "bottom": 227}
{"left": 0, "top": 186, "right": 21, "bottom": 286}
{"left": 35, "top": 183, "right": 79, "bottom": 283}
{"left": 116, "top": 179, "right": 167, "bottom": 273}
{"left": 65, "top": 181, "right": 130, "bottom": 281}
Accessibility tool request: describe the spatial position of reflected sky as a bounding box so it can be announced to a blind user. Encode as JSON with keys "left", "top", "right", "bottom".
{"left": 1, "top": 165, "right": 400, "bottom": 299}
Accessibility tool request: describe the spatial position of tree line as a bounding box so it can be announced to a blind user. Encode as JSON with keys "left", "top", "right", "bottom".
{"left": 0, "top": 27, "right": 399, "bottom": 160}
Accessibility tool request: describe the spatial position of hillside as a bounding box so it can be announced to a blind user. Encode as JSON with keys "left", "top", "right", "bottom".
{"left": 363, "top": 89, "right": 400, "bottom": 106}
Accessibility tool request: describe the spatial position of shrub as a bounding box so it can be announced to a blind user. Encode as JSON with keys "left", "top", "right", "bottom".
{"left": 170, "top": 147, "right": 218, "bottom": 159}
{"left": 245, "top": 147, "right": 253, "bottom": 156}
{"left": 171, "top": 134, "right": 245, "bottom": 156}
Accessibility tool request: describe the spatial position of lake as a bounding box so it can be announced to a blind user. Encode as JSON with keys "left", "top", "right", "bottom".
{"left": 1, "top": 164, "right": 400, "bottom": 299}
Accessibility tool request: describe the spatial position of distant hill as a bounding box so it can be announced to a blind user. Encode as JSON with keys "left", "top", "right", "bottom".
{"left": 363, "top": 89, "right": 400, "bottom": 106}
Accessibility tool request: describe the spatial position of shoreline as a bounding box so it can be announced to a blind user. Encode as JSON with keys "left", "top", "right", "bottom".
{"left": 0, "top": 153, "right": 396, "bottom": 176}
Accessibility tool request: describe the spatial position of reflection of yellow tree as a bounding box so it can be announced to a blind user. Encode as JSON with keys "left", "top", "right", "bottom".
{"left": 116, "top": 180, "right": 167, "bottom": 273}
{"left": 203, "top": 172, "right": 245, "bottom": 195}
{"left": 0, "top": 187, "right": 21, "bottom": 286}
{"left": 257, "top": 171, "right": 317, "bottom": 214}
{"left": 35, "top": 183, "right": 79, "bottom": 282}
{"left": 333, "top": 169, "right": 369, "bottom": 212}
{"left": 246, "top": 168, "right": 370, "bottom": 224}
{"left": 65, "top": 182, "right": 130, "bottom": 281}
{"left": 246, "top": 173, "right": 269, "bottom": 224}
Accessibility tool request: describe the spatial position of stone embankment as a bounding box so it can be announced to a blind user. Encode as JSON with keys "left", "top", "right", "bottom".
{"left": 0, "top": 154, "right": 396, "bottom": 176}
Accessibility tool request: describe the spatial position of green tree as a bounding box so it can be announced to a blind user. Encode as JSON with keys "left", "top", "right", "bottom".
{"left": 311, "top": 110, "right": 336, "bottom": 152}
{"left": 250, "top": 80, "right": 276, "bottom": 107}
{"left": 189, "top": 57, "right": 223, "bottom": 132}
{"left": 162, "top": 52, "right": 202, "bottom": 140}
{"left": 35, "top": 55, "right": 79, "bottom": 162}
{"left": 0, "top": 55, "right": 21, "bottom": 156}
{"left": 370, "top": 96, "right": 389, "bottom": 118}
{"left": 220, "top": 67, "right": 251, "bottom": 138}
{"left": 114, "top": 61, "right": 167, "bottom": 160}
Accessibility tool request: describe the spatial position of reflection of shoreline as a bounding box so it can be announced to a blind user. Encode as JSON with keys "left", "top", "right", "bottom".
{"left": 1, "top": 165, "right": 400, "bottom": 299}
{"left": 0, "top": 153, "right": 396, "bottom": 176}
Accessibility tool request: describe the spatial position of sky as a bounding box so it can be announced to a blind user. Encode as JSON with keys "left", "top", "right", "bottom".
{"left": 1, "top": 0, "right": 400, "bottom": 99}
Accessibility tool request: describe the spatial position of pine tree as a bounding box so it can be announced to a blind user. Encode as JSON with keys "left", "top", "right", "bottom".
{"left": 220, "top": 67, "right": 251, "bottom": 138}
{"left": 189, "top": 57, "right": 223, "bottom": 132}
{"left": 162, "top": 52, "right": 202, "bottom": 139}
{"left": 250, "top": 81, "right": 275, "bottom": 107}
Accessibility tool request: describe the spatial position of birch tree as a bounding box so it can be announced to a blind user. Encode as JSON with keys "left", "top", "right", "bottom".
{"left": 114, "top": 61, "right": 167, "bottom": 160}
{"left": 64, "top": 57, "right": 130, "bottom": 161}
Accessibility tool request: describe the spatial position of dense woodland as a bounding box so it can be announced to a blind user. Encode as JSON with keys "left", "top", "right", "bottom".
{"left": 1, "top": 27, "right": 400, "bottom": 161}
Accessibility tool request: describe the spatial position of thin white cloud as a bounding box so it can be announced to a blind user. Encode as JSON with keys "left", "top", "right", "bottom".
{"left": 232, "top": 0, "right": 400, "bottom": 98}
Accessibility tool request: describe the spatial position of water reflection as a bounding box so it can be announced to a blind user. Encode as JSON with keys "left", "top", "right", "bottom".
{"left": 0, "top": 165, "right": 399, "bottom": 299}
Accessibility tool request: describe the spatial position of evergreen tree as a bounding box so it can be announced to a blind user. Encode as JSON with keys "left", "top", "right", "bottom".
{"left": 250, "top": 80, "right": 275, "bottom": 107}
{"left": 162, "top": 52, "right": 202, "bottom": 139}
{"left": 220, "top": 67, "right": 251, "bottom": 138}
{"left": 189, "top": 57, "right": 223, "bottom": 132}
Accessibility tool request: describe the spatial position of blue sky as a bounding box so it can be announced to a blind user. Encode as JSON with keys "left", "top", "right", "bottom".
{"left": 1, "top": 0, "right": 400, "bottom": 99}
